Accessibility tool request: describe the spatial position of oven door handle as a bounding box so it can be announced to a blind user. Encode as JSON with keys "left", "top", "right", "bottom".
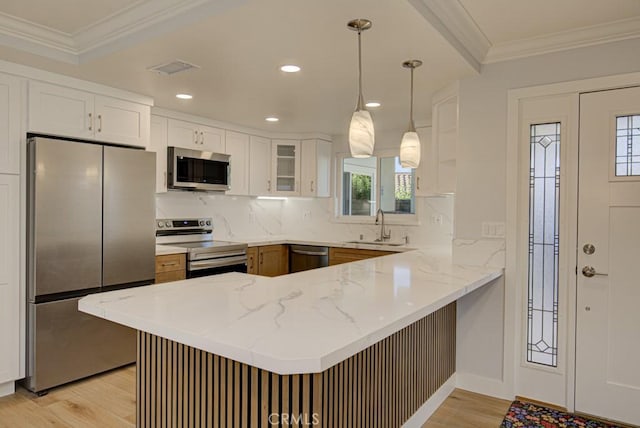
{"left": 190, "top": 250, "right": 247, "bottom": 261}
{"left": 189, "top": 255, "right": 248, "bottom": 271}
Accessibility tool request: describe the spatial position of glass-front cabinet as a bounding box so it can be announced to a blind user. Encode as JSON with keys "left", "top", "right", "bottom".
{"left": 271, "top": 139, "right": 301, "bottom": 195}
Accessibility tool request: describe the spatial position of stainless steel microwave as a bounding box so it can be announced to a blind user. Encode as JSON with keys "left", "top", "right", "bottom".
{"left": 167, "top": 146, "right": 230, "bottom": 191}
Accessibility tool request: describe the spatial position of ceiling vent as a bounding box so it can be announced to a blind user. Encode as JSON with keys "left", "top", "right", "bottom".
{"left": 147, "top": 60, "right": 200, "bottom": 75}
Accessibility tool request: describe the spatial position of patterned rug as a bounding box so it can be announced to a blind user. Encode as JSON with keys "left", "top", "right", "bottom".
{"left": 500, "top": 400, "right": 624, "bottom": 428}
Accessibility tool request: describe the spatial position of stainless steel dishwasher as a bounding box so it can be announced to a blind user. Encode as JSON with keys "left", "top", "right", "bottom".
{"left": 289, "top": 245, "right": 329, "bottom": 273}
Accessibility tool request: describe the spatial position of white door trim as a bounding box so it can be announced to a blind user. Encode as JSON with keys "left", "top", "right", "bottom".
{"left": 506, "top": 71, "right": 640, "bottom": 411}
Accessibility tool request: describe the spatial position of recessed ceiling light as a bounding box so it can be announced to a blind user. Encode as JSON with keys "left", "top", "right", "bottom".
{"left": 280, "top": 65, "right": 301, "bottom": 73}
{"left": 176, "top": 93, "right": 193, "bottom": 100}
{"left": 366, "top": 101, "right": 381, "bottom": 108}
{"left": 265, "top": 117, "right": 279, "bottom": 122}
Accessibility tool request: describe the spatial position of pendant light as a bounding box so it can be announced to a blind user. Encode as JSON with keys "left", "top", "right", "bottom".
{"left": 347, "top": 19, "right": 375, "bottom": 158}
{"left": 400, "top": 59, "right": 423, "bottom": 168}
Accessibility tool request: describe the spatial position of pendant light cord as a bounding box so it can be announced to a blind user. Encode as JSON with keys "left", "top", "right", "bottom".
{"left": 357, "top": 28, "right": 365, "bottom": 111}
{"left": 409, "top": 66, "right": 415, "bottom": 132}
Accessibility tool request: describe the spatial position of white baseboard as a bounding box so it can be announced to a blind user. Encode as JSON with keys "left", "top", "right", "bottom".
{"left": 456, "top": 372, "right": 512, "bottom": 400}
{"left": 403, "top": 373, "right": 457, "bottom": 427}
{"left": 0, "top": 381, "right": 15, "bottom": 397}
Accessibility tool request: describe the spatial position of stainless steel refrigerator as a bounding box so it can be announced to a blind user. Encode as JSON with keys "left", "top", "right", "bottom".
{"left": 25, "top": 136, "right": 156, "bottom": 394}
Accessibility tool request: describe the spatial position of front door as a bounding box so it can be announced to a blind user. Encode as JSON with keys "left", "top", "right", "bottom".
{"left": 576, "top": 87, "right": 640, "bottom": 425}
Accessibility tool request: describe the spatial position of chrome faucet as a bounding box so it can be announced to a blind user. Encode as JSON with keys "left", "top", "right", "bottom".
{"left": 375, "top": 208, "right": 391, "bottom": 242}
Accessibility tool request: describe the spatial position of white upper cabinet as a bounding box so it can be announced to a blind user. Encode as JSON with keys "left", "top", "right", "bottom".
{"left": 93, "top": 95, "right": 150, "bottom": 148}
{"left": 28, "top": 81, "right": 150, "bottom": 148}
{"left": 431, "top": 83, "right": 458, "bottom": 194}
{"left": 249, "top": 136, "right": 272, "bottom": 196}
{"left": 271, "top": 139, "right": 301, "bottom": 196}
{"left": 414, "top": 126, "right": 435, "bottom": 197}
{"left": 0, "top": 73, "right": 22, "bottom": 175}
{"left": 167, "top": 119, "right": 225, "bottom": 153}
{"left": 301, "top": 139, "right": 331, "bottom": 197}
{"left": 225, "top": 131, "right": 249, "bottom": 196}
{"left": 0, "top": 174, "right": 20, "bottom": 384}
{"left": 149, "top": 115, "right": 168, "bottom": 193}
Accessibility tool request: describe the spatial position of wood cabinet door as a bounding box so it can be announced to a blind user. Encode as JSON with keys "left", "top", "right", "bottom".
{"left": 0, "top": 74, "right": 21, "bottom": 174}
{"left": 94, "top": 95, "right": 150, "bottom": 148}
{"left": 225, "top": 131, "right": 249, "bottom": 195}
{"left": 328, "top": 247, "right": 395, "bottom": 266}
{"left": 0, "top": 174, "right": 19, "bottom": 383}
{"left": 258, "top": 245, "right": 289, "bottom": 277}
{"left": 249, "top": 136, "right": 272, "bottom": 195}
{"left": 246, "top": 247, "right": 259, "bottom": 274}
{"left": 28, "top": 81, "right": 94, "bottom": 140}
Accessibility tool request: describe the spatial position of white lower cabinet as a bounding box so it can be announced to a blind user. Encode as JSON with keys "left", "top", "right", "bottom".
{"left": 225, "top": 131, "right": 250, "bottom": 196}
{"left": 249, "top": 135, "right": 272, "bottom": 196}
{"left": 28, "top": 81, "right": 150, "bottom": 148}
{"left": 0, "top": 174, "right": 20, "bottom": 387}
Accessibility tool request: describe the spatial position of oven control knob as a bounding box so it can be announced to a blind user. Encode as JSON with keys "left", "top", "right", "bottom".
{"left": 206, "top": 220, "right": 211, "bottom": 226}
{"left": 157, "top": 221, "right": 164, "bottom": 228}
{"left": 165, "top": 221, "right": 172, "bottom": 227}
{"left": 199, "top": 220, "right": 205, "bottom": 226}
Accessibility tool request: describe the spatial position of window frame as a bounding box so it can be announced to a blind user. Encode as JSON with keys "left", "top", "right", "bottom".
{"left": 334, "top": 149, "right": 420, "bottom": 225}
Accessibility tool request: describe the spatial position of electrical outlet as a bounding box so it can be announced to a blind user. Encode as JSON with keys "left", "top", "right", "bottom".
{"left": 482, "top": 222, "right": 505, "bottom": 238}
{"left": 430, "top": 214, "right": 443, "bottom": 225}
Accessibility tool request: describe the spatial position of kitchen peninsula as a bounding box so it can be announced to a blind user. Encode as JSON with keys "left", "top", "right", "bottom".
{"left": 79, "top": 246, "right": 501, "bottom": 427}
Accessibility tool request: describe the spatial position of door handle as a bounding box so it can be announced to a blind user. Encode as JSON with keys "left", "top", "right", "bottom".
{"left": 97, "top": 114, "right": 102, "bottom": 132}
{"left": 194, "top": 130, "right": 198, "bottom": 144}
{"left": 267, "top": 180, "right": 271, "bottom": 192}
{"left": 200, "top": 131, "right": 204, "bottom": 145}
{"left": 259, "top": 253, "right": 264, "bottom": 265}
{"left": 88, "top": 113, "right": 93, "bottom": 131}
{"left": 417, "top": 176, "right": 421, "bottom": 190}
{"left": 310, "top": 180, "right": 314, "bottom": 193}
{"left": 582, "top": 266, "right": 608, "bottom": 278}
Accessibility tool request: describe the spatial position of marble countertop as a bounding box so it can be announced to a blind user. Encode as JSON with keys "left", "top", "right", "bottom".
{"left": 80, "top": 246, "right": 502, "bottom": 375}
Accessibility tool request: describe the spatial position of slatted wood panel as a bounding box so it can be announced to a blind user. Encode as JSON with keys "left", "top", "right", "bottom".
{"left": 137, "top": 302, "right": 456, "bottom": 427}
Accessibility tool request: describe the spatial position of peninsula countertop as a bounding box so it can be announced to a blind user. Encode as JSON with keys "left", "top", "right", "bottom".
{"left": 79, "top": 246, "right": 502, "bottom": 375}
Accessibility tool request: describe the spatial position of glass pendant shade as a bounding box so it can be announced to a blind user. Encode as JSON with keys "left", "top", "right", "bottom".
{"left": 400, "top": 59, "right": 423, "bottom": 168}
{"left": 400, "top": 131, "right": 420, "bottom": 168}
{"left": 349, "top": 109, "right": 375, "bottom": 157}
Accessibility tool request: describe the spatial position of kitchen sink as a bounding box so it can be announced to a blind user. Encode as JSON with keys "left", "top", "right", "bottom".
{"left": 344, "top": 240, "right": 405, "bottom": 247}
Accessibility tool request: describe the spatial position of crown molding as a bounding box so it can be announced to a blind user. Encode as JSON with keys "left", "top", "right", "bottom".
{"left": 407, "top": 0, "right": 489, "bottom": 73}
{"left": 484, "top": 15, "right": 640, "bottom": 64}
{"left": 0, "top": 0, "right": 243, "bottom": 64}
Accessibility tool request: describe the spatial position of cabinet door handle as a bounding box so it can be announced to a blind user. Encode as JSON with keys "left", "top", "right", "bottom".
{"left": 416, "top": 176, "right": 420, "bottom": 190}
{"left": 88, "top": 113, "right": 93, "bottom": 131}
{"left": 200, "top": 131, "right": 204, "bottom": 145}
{"left": 259, "top": 253, "right": 263, "bottom": 265}
{"left": 267, "top": 180, "right": 271, "bottom": 192}
{"left": 97, "top": 114, "right": 102, "bottom": 132}
{"left": 310, "top": 180, "right": 314, "bottom": 192}
{"left": 194, "top": 130, "right": 198, "bottom": 144}
{"left": 164, "top": 171, "right": 167, "bottom": 187}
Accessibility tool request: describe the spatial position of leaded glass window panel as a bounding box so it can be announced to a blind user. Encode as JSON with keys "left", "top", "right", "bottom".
{"left": 615, "top": 115, "right": 640, "bottom": 176}
{"left": 527, "top": 122, "right": 560, "bottom": 367}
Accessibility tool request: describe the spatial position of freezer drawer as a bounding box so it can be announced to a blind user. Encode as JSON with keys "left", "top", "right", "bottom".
{"left": 25, "top": 297, "right": 135, "bottom": 393}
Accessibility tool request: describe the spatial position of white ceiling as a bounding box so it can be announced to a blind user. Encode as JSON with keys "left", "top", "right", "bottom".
{"left": 0, "top": 0, "right": 639, "bottom": 136}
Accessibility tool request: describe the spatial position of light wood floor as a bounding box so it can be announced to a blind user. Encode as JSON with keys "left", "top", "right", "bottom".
{"left": 0, "top": 366, "right": 511, "bottom": 427}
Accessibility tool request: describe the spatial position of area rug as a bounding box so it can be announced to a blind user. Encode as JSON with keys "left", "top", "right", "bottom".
{"left": 500, "top": 400, "right": 624, "bottom": 428}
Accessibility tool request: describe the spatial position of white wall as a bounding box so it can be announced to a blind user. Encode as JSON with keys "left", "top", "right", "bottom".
{"left": 453, "top": 37, "right": 640, "bottom": 401}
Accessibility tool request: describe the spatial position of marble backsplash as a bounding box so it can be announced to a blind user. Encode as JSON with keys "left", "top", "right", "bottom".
{"left": 156, "top": 192, "right": 454, "bottom": 247}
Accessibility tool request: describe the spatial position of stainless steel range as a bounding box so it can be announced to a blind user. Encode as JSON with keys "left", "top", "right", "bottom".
{"left": 156, "top": 218, "right": 248, "bottom": 277}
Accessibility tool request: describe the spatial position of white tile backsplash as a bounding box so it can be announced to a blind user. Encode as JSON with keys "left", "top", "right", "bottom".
{"left": 156, "top": 192, "right": 454, "bottom": 246}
